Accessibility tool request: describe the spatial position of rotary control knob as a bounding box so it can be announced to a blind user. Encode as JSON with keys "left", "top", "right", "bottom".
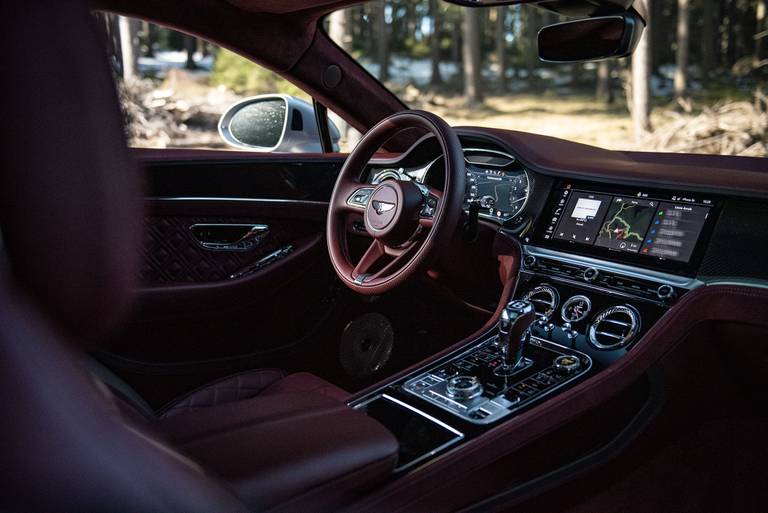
{"left": 445, "top": 375, "right": 484, "bottom": 401}
{"left": 553, "top": 355, "right": 582, "bottom": 374}
{"left": 523, "top": 255, "right": 537, "bottom": 268}
{"left": 657, "top": 284, "right": 676, "bottom": 301}
{"left": 583, "top": 267, "right": 599, "bottom": 282}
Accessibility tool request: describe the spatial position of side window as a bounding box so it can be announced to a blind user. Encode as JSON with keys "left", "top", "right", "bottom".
{"left": 96, "top": 14, "right": 359, "bottom": 152}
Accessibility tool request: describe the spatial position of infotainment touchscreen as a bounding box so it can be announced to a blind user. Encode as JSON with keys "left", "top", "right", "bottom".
{"left": 540, "top": 183, "right": 715, "bottom": 266}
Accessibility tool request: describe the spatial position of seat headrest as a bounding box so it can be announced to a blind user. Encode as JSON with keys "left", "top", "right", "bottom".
{"left": 0, "top": 2, "right": 143, "bottom": 344}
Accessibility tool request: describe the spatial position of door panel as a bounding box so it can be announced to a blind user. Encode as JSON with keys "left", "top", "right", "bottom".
{"left": 104, "top": 152, "right": 344, "bottom": 374}
{"left": 141, "top": 202, "right": 321, "bottom": 285}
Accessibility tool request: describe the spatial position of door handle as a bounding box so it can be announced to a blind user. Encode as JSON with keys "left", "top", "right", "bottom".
{"left": 189, "top": 223, "right": 269, "bottom": 251}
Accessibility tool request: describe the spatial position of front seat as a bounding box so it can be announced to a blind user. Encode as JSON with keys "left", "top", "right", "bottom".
{"left": 0, "top": 3, "right": 396, "bottom": 512}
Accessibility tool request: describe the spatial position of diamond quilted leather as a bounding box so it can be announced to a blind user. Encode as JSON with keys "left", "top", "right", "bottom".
{"left": 141, "top": 216, "right": 312, "bottom": 283}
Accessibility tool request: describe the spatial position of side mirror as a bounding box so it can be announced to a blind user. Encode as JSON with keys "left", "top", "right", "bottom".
{"left": 218, "top": 94, "right": 340, "bottom": 152}
{"left": 538, "top": 11, "right": 645, "bottom": 63}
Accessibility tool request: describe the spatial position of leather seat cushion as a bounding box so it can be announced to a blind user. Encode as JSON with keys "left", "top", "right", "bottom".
{"left": 160, "top": 370, "right": 348, "bottom": 418}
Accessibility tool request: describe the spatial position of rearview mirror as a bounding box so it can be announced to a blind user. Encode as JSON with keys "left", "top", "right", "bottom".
{"left": 219, "top": 95, "right": 340, "bottom": 152}
{"left": 538, "top": 12, "right": 645, "bottom": 63}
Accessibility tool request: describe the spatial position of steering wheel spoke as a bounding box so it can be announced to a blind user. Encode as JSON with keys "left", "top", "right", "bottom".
{"left": 352, "top": 240, "right": 385, "bottom": 281}
{"left": 352, "top": 239, "right": 419, "bottom": 284}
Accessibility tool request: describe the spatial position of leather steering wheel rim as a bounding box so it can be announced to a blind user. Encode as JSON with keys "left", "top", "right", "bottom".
{"left": 326, "top": 110, "right": 466, "bottom": 295}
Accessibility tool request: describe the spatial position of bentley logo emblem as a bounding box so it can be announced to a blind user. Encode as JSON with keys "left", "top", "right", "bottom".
{"left": 372, "top": 200, "right": 396, "bottom": 215}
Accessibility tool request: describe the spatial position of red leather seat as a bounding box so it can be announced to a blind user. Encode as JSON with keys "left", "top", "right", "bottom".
{"left": 159, "top": 370, "right": 349, "bottom": 418}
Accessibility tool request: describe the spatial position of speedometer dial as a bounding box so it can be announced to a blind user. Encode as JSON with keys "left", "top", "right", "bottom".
{"left": 465, "top": 165, "right": 530, "bottom": 221}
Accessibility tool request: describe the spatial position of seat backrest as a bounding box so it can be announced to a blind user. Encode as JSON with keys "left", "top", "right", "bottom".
{"left": 0, "top": 3, "right": 247, "bottom": 511}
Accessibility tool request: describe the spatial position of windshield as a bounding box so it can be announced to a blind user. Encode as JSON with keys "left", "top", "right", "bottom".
{"left": 326, "top": 1, "right": 767, "bottom": 156}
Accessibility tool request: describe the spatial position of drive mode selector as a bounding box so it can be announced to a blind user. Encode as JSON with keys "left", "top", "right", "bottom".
{"left": 445, "top": 375, "right": 483, "bottom": 401}
{"left": 553, "top": 355, "right": 582, "bottom": 374}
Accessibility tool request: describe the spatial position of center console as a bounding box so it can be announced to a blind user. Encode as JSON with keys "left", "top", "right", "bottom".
{"left": 352, "top": 179, "right": 721, "bottom": 476}
{"left": 402, "top": 321, "right": 591, "bottom": 425}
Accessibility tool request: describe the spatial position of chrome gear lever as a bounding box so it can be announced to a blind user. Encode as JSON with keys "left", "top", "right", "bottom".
{"left": 496, "top": 299, "right": 535, "bottom": 374}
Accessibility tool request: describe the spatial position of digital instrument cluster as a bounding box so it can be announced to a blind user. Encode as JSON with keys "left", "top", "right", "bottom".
{"left": 464, "top": 165, "right": 530, "bottom": 221}
{"left": 462, "top": 150, "right": 531, "bottom": 223}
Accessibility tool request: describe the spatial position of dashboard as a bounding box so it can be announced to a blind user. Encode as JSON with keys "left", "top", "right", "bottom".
{"left": 365, "top": 135, "right": 738, "bottom": 281}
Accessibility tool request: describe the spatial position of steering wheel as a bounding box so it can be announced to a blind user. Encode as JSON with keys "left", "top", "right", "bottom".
{"left": 326, "top": 110, "right": 466, "bottom": 295}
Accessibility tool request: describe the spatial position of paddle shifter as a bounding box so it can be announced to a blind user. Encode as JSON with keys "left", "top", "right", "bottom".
{"left": 495, "top": 300, "right": 535, "bottom": 375}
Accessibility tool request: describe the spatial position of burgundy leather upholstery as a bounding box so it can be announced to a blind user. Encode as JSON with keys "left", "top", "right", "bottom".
{"left": 0, "top": 2, "right": 143, "bottom": 344}
{"left": 174, "top": 403, "right": 398, "bottom": 512}
{"left": 0, "top": 278, "right": 249, "bottom": 513}
{"left": 160, "top": 370, "right": 349, "bottom": 418}
{"left": 0, "top": 2, "right": 397, "bottom": 512}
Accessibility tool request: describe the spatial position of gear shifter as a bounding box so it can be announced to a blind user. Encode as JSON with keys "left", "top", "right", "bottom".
{"left": 495, "top": 300, "right": 535, "bottom": 376}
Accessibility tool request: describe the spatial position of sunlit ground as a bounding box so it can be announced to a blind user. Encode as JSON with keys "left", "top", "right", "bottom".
{"left": 430, "top": 94, "right": 638, "bottom": 151}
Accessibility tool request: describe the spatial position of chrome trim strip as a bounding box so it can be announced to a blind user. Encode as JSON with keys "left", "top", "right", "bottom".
{"left": 462, "top": 147, "right": 516, "bottom": 167}
{"left": 145, "top": 196, "right": 328, "bottom": 206}
{"left": 523, "top": 245, "right": 703, "bottom": 290}
{"left": 353, "top": 394, "right": 464, "bottom": 473}
{"left": 702, "top": 279, "right": 768, "bottom": 290}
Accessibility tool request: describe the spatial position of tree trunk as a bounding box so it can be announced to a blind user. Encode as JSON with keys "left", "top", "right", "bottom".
{"left": 429, "top": 0, "right": 443, "bottom": 85}
{"left": 674, "top": 0, "right": 689, "bottom": 99}
{"left": 596, "top": 61, "right": 614, "bottom": 104}
{"left": 525, "top": 8, "right": 539, "bottom": 79}
{"left": 463, "top": 8, "right": 483, "bottom": 104}
{"left": 756, "top": 0, "right": 766, "bottom": 62}
{"left": 631, "top": 0, "right": 652, "bottom": 137}
{"left": 118, "top": 16, "right": 138, "bottom": 80}
{"left": 184, "top": 35, "right": 197, "bottom": 70}
{"left": 451, "top": 20, "right": 462, "bottom": 68}
{"left": 496, "top": 7, "right": 507, "bottom": 92}
{"left": 701, "top": 0, "right": 716, "bottom": 74}
{"left": 375, "top": 2, "right": 389, "bottom": 82}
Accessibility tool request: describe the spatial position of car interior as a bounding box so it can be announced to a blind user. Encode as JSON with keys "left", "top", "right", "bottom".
{"left": 1, "top": 0, "right": 767, "bottom": 512}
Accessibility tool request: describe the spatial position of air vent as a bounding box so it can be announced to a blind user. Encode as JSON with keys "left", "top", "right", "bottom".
{"left": 523, "top": 284, "right": 560, "bottom": 320}
{"left": 588, "top": 305, "right": 641, "bottom": 350}
{"left": 527, "top": 256, "right": 585, "bottom": 280}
